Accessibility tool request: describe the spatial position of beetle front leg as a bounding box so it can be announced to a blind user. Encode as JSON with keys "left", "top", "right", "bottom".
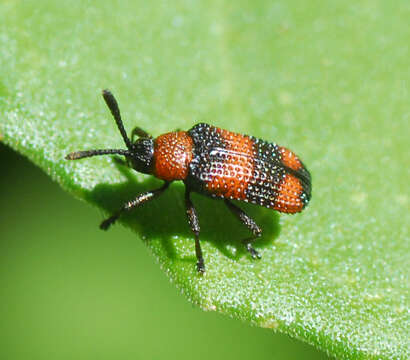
{"left": 185, "top": 188, "right": 205, "bottom": 274}
{"left": 100, "top": 182, "right": 170, "bottom": 230}
{"left": 131, "top": 126, "right": 152, "bottom": 142}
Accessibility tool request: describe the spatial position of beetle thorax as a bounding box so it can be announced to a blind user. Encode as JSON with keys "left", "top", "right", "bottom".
{"left": 153, "top": 131, "right": 193, "bottom": 181}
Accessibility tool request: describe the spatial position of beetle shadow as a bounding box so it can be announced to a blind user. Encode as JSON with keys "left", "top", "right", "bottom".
{"left": 84, "top": 161, "right": 281, "bottom": 265}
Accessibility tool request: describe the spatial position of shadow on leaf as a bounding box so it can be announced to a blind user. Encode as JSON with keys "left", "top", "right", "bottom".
{"left": 84, "top": 162, "right": 281, "bottom": 267}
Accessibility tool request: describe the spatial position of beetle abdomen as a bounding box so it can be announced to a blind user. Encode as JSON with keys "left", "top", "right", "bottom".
{"left": 187, "top": 123, "right": 311, "bottom": 213}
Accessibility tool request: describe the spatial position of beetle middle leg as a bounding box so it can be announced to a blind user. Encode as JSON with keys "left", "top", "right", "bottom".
{"left": 185, "top": 188, "right": 205, "bottom": 274}
{"left": 100, "top": 181, "right": 170, "bottom": 230}
{"left": 224, "top": 199, "right": 262, "bottom": 259}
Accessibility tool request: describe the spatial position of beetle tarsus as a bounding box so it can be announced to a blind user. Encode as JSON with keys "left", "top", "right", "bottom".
{"left": 244, "top": 241, "right": 262, "bottom": 259}
{"left": 100, "top": 215, "right": 118, "bottom": 230}
{"left": 197, "top": 258, "right": 206, "bottom": 275}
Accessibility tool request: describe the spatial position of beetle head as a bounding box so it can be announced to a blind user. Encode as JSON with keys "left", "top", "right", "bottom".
{"left": 127, "top": 137, "right": 154, "bottom": 174}
{"left": 65, "top": 90, "right": 155, "bottom": 176}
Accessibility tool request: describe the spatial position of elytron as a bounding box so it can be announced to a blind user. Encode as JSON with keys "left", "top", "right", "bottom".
{"left": 66, "top": 90, "right": 311, "bottom": 274}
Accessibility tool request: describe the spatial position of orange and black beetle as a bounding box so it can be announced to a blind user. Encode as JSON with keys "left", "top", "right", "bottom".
{"left": 66, "top": 90, "right": 311, "bottom": 273}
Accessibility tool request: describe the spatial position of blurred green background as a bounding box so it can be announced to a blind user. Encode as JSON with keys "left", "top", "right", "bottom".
{"left": 0, "top": 143, "right": 329, "bottom": 359}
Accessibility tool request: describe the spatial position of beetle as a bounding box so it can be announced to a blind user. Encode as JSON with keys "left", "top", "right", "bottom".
{"left": 66, "top": 90, "right": 311, "bottom": 274}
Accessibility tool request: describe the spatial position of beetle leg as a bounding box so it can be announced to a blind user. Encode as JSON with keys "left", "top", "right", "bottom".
{"left": 131, "top": 126, "right": 152, "bottom": 142}
{"left": 100, "top": 182, "right": 170, "bottom": 230}
{"left": 224, "top": 199, "right": 262, "bottom": 259}
{"left": 185, "top": 188, "right": 205, "bottom": 274}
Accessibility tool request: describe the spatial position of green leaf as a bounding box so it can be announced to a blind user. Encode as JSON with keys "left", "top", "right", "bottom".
{"left": 1, "top": 1, "right": 408, "bottom": 359}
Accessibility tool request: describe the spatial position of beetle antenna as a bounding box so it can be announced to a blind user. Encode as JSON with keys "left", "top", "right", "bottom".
{"left": 102, "top": 89, "right": 133, "bottom": 150}
{"left": 65, "top": 149, "right": 130, "bottom": 160}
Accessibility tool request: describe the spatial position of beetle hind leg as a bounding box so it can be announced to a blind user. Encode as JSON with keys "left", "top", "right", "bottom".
{"left": 185, "top": 188, "right": 205, "bottom": 274}
{"left": 224, "top": 199, "right": 262, "bottom": 260}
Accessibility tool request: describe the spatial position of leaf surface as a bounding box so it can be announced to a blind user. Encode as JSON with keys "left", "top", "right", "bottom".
{"left": 1, "top": 1, "right": 409, "bottom": 359}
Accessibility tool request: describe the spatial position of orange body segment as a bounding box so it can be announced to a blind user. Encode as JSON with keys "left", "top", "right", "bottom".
{"left": 153, "top": 131, "right": 193, "bottom": 181}
{"left": 205, "top": 129, "right": 254, "bottom": 200}
{"left": 278, "top": 146, "right": 303, "bottom": 171}
{"left": 273, "top": 173, "right": 305, "bottom": 213}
